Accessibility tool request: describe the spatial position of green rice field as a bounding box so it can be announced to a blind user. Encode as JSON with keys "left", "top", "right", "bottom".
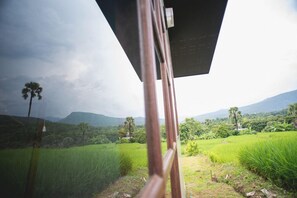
{"left": 0, "top": 143, "right": 147, "bottom": 198}
{"left": 1, "top": 131, "right": 296, "bottom": 197}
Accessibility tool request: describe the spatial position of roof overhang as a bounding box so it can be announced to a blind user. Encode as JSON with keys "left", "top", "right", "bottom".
{"left": 95, "top": 0, "right": 228, "bottom": 80}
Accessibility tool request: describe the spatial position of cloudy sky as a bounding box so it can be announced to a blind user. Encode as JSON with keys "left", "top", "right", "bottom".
{"left": 0, "top": 0, "right": 296, "bottom": 119}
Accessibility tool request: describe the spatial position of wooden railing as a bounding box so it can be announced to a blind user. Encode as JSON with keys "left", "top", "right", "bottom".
{"left": 136, "top": 0, "right": 183, "bottom": 197}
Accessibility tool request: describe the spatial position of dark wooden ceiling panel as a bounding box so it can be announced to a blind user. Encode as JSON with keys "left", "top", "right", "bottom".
{"left": 95, "top": 0, "right": 228, "bottom": 80}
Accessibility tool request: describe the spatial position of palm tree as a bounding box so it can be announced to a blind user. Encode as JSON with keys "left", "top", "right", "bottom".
{"left": 229, "top": 107, "right": 242, "bottom": 131}
{"left": 287, "top": 103, "right": 297, "bottom": 128}
{"left": 124, "top": 117, "right": 135, "bottom": 138}
{"left": 22, "top": 82, "right": 43, "bottom": 117}
{"left": 287, "top": 103, "right": 297, "bottom": 117}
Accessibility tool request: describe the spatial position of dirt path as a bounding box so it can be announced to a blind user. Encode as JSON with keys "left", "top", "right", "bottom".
{"left": 181, "top": 155, "right": 242, "bottom": 197}
{"left": 97, "top": 155, "right": 290, "bottom": 197}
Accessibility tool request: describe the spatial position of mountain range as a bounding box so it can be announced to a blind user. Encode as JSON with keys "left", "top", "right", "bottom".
{"left": 53, "top": 89, "right": 297, "bottom": 126}
{"left": 59, "top": 112, "right": 165, "bottom": 127}
{"left": 194, "top": 89, "right": 297, "bottom": 121}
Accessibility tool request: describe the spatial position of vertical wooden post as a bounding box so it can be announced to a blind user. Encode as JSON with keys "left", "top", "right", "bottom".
{"left": 24, "top": 121, "right": 43, "bottom": 198}
{"left": 137, "top": 0, "right": 163, "bottom": 178}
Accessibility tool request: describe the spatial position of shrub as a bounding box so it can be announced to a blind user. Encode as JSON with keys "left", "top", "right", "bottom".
{"left": 198, "top": 132, "right": 217, "bottom": 140}
{"left": 239, "top": 137, "right": 297, "bottom": 190}
{"left": 89, "top": 135, "right": 111, "bottom": 144}
{"left": 212, "top": 124, "right": 233, "bottom": 138}
{"left": 262, "top": 121, "right": 294, "bottom": 132}
{"left": 116, "top": 138, "right": 130, "bottom": 144}
{"left": 239, "top": 128, "right": 257, "bottom": 135}
{"left": 62, "top": 137, "right": 74, "bottom": 147}
{"left": 209, "top": 152, "right": 219, "bottom": 163}
{"left": 185, "top": 141, "right": 201, "bottom": 156}
{"left": 133, "top": 128, "right": 147, "bottom": 143}
{"left": 119, "top": 153, "right": 132, "bottom": 176}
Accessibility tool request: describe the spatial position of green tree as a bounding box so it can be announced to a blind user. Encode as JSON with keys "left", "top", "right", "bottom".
{"left": 287, "top": 103, "right": 297, "bottom": 128}
{"left": 21, "top": 82, "right": 43, "bottom": 117}
{"left": 78, "top": 122, "right": 89, "bottom": 145}
{"left": 124, "top": 117, "right": 135, "bottom": 138}
{"left": 212, "top": 123, "right": 233, "bottom": 138}
{"left": 118, "top": 125, "right": 126, "bottom": 138}
{"left": 229, "top": 107, "right": 242, "bottom": 131}
{"left": 179, "top": 118, "right": 204, "bottom": 143}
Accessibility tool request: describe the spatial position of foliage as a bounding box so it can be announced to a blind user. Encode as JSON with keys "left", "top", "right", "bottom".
{"left": 287, "top": 103, "right": 297, "bottom": 117}
{"left": 262, "top": 121, "right": 294, "bottom": 132}
{"left": 124, "top": 117, "right": 135, "bottom": 138}
{"left": 228, "top": 107, "right": 242, "bottom": 131}
{"left": 198, "top": 132, "right": 217, "bottom": 140}
{"left": 0, "top": 115, "right": 121, "bottom": 148}
{"left": 185, "top": 141, "right": 201, "bottom": 156}
{"left": 239, "top": 137, "right": 297, "bottom": 190}
{"left": 133, "top": 127, "right": 146, "bottom": 144}
{"left": 21, "top": 82, "right": 43, "bottom": 117}
{"left": 118, "top": 126, "right": 127, "bottom": 138}
{"left": 179, "top": 118, "right": 204, "bottom": 143}
{"left": 287, "top": 103, "right": 297, "bottom": 128}
{"left": 238, "top": 128, "right": 257, "bottom": 135}
{"left": 212, "top": 123, "right": 233, "bottom": 138}
{"left": 89, "top": 135, "right": 111, "bottom": 144}
{"left": 62, "top": 137, "right": 74, "bottom": 147}
{"left": 78, "top": 122, "right": 89, "bottom": 145}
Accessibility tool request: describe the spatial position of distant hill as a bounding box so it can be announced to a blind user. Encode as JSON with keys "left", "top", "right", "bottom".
{"left": 194, "top": 89, "right": 297, "bottom": 121}
{"left": 45, "top": 116, "right": 62, "bottom": 122}
{"left": 59, "top": 112, "right": 164, "bottom": 127}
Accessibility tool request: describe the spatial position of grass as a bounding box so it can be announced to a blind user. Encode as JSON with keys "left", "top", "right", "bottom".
{"left": 193, "top": 131, "right": 297, "bottom": 164}
{"left": 181, "top": 131, "right": 297, "bottom": 196}
{"left": 0, "top": 143, "right": 147, "bottom": 198}
{"left": 239, "top": 136, "right": 297, "bottom": 190}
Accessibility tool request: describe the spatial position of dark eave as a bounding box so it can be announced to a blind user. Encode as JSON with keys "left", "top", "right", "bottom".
{"left": 95, "top": 0, "right": 228, "bottom": 81}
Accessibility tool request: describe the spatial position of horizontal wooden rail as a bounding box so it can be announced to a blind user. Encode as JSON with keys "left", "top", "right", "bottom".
{"left": 163, "top": 142, "right": 176, "bottom": 182}
{"left": 137, "top": 174, "right": 165, "bottom": 198}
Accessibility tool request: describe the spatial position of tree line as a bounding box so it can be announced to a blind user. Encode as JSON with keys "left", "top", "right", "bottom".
{"left": 178, "top": 103, "right": 297, "bottom": 143}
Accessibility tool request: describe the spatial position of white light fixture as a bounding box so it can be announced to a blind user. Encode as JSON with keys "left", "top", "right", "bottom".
{"left": 42, "top": 120, "right": 46, "bottom": 132}
{"left": 165, "top": 8, "right": 174, "bottom": 28}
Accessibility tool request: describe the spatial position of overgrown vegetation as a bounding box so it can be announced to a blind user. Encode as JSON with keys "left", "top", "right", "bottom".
{"left": 239, "top": 137, "right": 297, "bottom": 190}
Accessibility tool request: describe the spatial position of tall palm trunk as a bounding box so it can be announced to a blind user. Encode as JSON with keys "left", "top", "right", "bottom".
{"left": 28, "top": 94, "right": 33, "bottom": 117}
{"left": 234, "top": 113, "right": 238, "bottom": 131}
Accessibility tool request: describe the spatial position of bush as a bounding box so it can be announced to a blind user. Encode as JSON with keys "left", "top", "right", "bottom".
{"left": 198, "top": 132, "right": 217, "bottom": 140}
{"left": 239, "top": 128, "right": 257, "bottom": 135}
{"left": 89, "top": 135, "right": 111, "bottom": 144}
{"left": 262, "top": 121, "right": 295, "bottom": 132}
{"left": 185, "top": 141, "right": 201, "bottom": 156}
{"left": 62, "top": 137, "right": 74, "bottom": 147}
{"left": 239, "top": 137, "right": 297, "bottom": 190}
{"left": 119, "top": 153, "right": 132, "bottom": 176}
{"left": 212, "top": 124, "right": 233, "bottom": 138}
{"left": 133, "top": 128, "right": 147, "bottom": 143}
{"left": 209, "top": 152, "right": 220, "bottom": 163}
{"left": 116, "top": 138, "right": 130, "bottom": 144}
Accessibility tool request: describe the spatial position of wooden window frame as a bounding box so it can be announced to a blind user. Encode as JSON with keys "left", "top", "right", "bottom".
{"left": 137, "top": 0, "right": 183, "bottom": 197}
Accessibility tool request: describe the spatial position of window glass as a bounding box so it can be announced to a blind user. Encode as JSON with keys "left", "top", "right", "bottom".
{"left": 0, "top": 0, "right": 146, "bottom": 197}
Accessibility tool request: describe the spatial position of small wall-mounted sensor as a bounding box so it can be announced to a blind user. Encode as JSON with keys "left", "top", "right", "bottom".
{"left": 165, "top": 8, "right": 174, "bottom": 28}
